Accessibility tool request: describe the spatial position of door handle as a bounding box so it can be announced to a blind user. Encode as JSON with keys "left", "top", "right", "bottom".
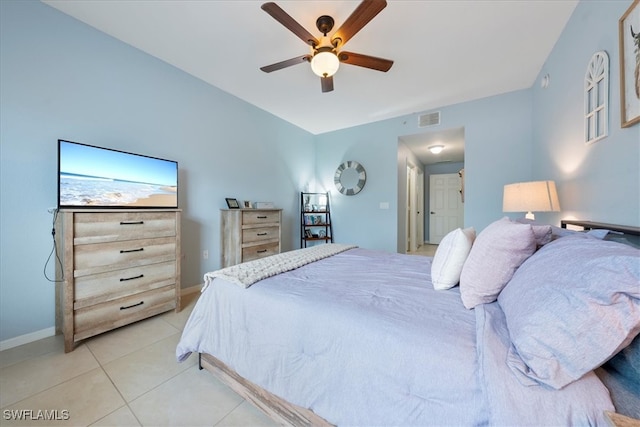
{"left": 430, "top": 211, "right": 435, "bottom": 214}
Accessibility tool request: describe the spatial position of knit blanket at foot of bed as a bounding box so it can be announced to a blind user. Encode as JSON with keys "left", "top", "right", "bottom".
{"left": 203, "top": 243, "right": 357, "bottom": 289}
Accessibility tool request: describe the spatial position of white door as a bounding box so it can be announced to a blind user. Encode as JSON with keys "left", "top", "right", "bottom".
{"left": 406, "top": 165, "right": 418, "bottom": 252}
{"left": 416, "top": 170, "right": 424, "bottom": 246}
{"left": 429, "top": 173, "right": 463, "bottom": 244}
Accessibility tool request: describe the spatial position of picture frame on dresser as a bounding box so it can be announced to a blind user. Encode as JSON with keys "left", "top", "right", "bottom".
{"left": 225, "top": 198, "right": 240, "bottom": 209}
{"left": 619, "top": 0, "right": 640, "bottom": 127}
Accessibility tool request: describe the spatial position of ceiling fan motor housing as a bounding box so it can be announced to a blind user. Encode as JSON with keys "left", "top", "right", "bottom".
{"left": 316, "top": 15, "right": 334, "bottom": 36}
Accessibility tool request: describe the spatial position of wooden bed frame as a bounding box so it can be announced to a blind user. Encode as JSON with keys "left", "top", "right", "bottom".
{"left": 197, "top": 220, "right": 640, "bottom": 426}
{"left": 198, "top": 353, "right": 332, "bottom": 426}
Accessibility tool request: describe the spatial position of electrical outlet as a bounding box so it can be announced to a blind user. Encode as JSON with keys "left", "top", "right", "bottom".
{"left": 203, "top": 250, "right": 208, "bottom": 260}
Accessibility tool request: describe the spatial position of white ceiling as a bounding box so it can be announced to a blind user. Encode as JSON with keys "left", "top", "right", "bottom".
{"left": 400, "top": 126, "right": 465, "bottom": 165}
{"left": 42, "top": 0, "right": 577, "bottom": 145}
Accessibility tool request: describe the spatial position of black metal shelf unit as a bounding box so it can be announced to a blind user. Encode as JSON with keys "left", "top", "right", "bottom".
{"left": 300, "top": 192, "right": 333, "bottom": 248}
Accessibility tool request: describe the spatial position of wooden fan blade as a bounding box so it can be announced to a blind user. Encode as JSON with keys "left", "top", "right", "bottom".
{"left": 331, "top": 0, "right": 386, "bottom": 47}
{"left": 338, "top": 51, "right": 393, "bottom": 72}
{"left": 321, "top": 76, "right": 334, "bottom": 93}
{"left": 261, "top": 2, "right": 319, "bottom": 47}
{"left": 260, "top": 55, "right": 311, "bottom": 73}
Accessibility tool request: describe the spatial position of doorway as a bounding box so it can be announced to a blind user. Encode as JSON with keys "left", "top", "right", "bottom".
{"left": 397, "top": 126, "right": 465, "bottom": 253}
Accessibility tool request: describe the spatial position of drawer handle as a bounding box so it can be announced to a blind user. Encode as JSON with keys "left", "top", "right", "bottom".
{"left": 257, "top": 232, "right": 268, "bottom": 236}
{"left": 257, "top": 249, "right": 267, "bottom": 253}
{"left": 120, "top": 221, "right": 144, "bottom": 225}
{"left": 256, "top": 216, "right": 267, "bottom": 219}
{"left": 120, "top": 301, "right": 144, "bottom": 310}
{"left": 120, "top": 274, "right": 144, "bottom": 282}
{"left": 120, "top": 248, "right": 144, "bottom": 253}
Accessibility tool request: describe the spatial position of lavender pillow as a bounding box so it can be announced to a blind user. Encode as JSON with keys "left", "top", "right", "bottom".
{"left": 531, "top": 224, "right": 552, "bottom": 246}
{"left": 499, "top": 235, "right": 640, "bottom": 389}
{"left": 459, "top": 217, "right": 537, "bottom": 309}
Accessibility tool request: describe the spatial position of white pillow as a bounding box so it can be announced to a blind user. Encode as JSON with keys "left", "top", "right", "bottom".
{"left": 431, "top": 227, "right": 476, "bottom": 290}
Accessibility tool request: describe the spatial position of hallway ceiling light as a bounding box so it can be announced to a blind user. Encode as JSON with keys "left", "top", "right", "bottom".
{"left": 429, "top": 145, "right": 444, "bottom": 154}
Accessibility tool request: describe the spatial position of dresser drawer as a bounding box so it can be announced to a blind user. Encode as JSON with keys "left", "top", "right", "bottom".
{"left": 220, "top": 208, "right": 281, "bottom": 268}
{"left": 242, "top": 226, "right": 279, "bottom": 244}
{"left": 73, "top": 212, "right": 177, "bottom": 244}
{"left": 74, "top": 236, "right": 176, "bottom": 276}
{"left": 242, "top": 242, "right": 280, "bottom": 262}
{"left": 74, "top": 261, "right": 176, "bottom": 309}
{"left": 74, "top": 285, "right": 176, "bottom": 341}
{"left": 242, "top": 210, "right": 280, "bottom": 225}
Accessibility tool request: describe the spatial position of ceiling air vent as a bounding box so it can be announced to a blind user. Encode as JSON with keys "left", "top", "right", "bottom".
{"left": 418, "top": 111, "right": 440, "bottom": 127}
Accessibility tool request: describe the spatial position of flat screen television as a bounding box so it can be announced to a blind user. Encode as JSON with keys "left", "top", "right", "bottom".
{"left": 58, "top": 139, "right": 178, "bottom": 209}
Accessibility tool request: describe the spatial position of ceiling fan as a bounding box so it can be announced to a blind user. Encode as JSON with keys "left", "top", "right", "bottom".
{"left": 259, "top": 0, "right": 394, "bottom": 93}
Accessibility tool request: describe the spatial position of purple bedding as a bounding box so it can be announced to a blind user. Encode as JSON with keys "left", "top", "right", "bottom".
{"left": 177, "top": 247, "right": 619, "bottom": 426}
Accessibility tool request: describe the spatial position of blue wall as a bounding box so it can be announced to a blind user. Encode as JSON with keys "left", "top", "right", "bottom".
{"left": 532, "top": 0, "right": 639, "bottom": 226}
{"left": 315, "top": 89, "right": 534, "bottom": 252}
{"left": 1, "top": 0, "right": 638, "bottom": 345}
{"left": 0, "top": 1, "right": 315, "bottom": 343}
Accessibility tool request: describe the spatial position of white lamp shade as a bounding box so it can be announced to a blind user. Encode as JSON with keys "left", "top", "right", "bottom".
{"left": 311, "top": 51, "right": 340, "bottom": 77}
{"left": 503, "top": 180, "right": 561, "bottom": 219}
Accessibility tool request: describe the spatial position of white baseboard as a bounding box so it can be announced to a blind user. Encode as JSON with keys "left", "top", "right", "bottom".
{"left": 181, "top": 284, "right": 203, "bottom": 296}
{"left": 1, "top": 285, "right": 203, "bottom": 352}
{"left": 0, "top": 327, "right": 56, "bottom": 352}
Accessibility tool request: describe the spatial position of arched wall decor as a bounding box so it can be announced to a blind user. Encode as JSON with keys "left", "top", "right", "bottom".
{"left": 584, "top": 51, "right": 609, "bottom": 144}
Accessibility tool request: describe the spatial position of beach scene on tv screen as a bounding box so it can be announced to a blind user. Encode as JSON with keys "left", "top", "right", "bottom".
{"left": 59, "top": 142, "right": 177, "bottom": 207}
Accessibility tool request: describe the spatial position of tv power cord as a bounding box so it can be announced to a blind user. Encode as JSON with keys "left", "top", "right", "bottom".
{"left": 44, "top": 208, "right": 64, "bottom": 283}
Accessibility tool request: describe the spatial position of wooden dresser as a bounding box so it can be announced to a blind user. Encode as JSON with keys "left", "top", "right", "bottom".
{"left": 55, "top": 209, "right": 181, "bottom": 352}
{"left": 221, "top": 209, "right": 282, "bottom": 267}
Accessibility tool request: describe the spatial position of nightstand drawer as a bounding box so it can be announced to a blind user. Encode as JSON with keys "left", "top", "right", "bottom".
{"left": 74, "top": 260, "right": 176, "bottom": 309}
{"left": 242, "top": 226, "right": 279, "bottom": 243}
{"left": 242, "top": 210, "right": 280, "bottom": 225}
{"left": 74, "top": 285, "right": 176, "bottom": 341}
{"left": 74, "top": 236, "right": 176, "bottom": 276}
{"left": 74, "top": 212, "right": 176, "bottom": 244}
{"left": 242, "top": 242, "right": 280, "bottom": 262}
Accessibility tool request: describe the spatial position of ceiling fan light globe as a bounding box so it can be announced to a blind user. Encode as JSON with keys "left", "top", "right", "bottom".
{"left": 311, "top": 51, "right": 340, "bottom": 77}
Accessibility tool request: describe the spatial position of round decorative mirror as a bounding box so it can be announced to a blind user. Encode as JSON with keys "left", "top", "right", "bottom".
{"left": 334, "top": 161, "right": 366, "bottom": 195}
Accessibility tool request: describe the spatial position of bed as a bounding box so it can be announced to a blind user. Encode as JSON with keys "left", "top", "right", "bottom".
{"left": 176, "top": 218, "right": 640, "bottom": 426}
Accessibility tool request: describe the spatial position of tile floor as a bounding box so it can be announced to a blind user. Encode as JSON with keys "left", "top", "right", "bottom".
{"left": 406, "top": 244, "right": 438, "bottom": 257}
{"left": 0, "top": 292, "right": 278, "bottom": 427}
